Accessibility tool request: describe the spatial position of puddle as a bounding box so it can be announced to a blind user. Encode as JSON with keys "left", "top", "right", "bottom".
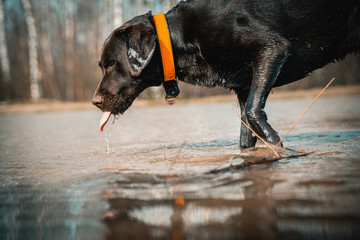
{"left": 0, "top": 96, "right": 360, "bottom": 239}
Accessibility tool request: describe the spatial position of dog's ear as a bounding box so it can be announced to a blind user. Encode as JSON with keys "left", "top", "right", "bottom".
{"left": 116, "top": 13, "right": 157, "bottom": 77}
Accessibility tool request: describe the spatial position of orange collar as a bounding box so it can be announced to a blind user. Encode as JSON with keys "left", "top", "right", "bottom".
{"left": 153, "top": 13, "right": 180, "bottom": 103}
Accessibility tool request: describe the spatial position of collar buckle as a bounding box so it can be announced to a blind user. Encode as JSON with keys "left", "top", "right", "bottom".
{"left": 163, "top": 77, "right": 180, "bottom": 105}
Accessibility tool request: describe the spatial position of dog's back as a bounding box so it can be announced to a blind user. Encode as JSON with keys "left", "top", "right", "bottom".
{"left": 174, "top": 0, "right": 360, "bottom": 86}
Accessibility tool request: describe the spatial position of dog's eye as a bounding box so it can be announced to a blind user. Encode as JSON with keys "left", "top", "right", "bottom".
{"left": 104, "top": 59, "right": 116, "bottom": 69}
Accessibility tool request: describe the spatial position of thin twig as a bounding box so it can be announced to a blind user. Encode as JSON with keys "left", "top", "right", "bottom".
{"left": 275, "top": 77, "right": 335, "bottom": 147}
{"left": 255, "top": 150, "right": 317, "bottom": 164}
{"left": 236, "top": 106, "right": 280, "bottom": 157}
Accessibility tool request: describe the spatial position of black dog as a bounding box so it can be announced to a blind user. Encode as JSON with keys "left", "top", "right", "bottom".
{"left": 93, "top": 0, "right": 359, "bottom": 148}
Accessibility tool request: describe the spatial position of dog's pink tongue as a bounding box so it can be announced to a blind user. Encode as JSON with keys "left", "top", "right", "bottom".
{"left": 99, "top": 111, "right": 111, "bottom": 131}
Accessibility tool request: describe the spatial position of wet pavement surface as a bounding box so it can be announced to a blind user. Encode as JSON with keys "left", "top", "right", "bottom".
{"left": 1, "top": 95, "right": 360, "bottom": 239}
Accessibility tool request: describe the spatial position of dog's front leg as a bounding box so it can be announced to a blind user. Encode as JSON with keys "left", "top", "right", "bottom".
{"left": 237, "top": 91, "right": 257, "bottom": 148}
{"left": 245, "top": 42, "right": 289, "bottom": 146}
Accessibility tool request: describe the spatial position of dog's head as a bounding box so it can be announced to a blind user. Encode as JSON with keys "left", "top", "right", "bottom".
{"left": 92, "top": 12, "right": 163, "bottom": 127}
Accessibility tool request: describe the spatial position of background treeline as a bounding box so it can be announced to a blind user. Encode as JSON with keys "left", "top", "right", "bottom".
{"left": 0, "top": 0, "right": 359, "bottom": 102}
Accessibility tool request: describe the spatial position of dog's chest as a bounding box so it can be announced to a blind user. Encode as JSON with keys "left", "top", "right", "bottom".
{"left": 177, "top": 49, "right": 250, "bottom": 89}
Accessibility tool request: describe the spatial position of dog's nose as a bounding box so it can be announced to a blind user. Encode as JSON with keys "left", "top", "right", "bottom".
{"left": 92, "top": 95, "right": 103, "bottom": 107}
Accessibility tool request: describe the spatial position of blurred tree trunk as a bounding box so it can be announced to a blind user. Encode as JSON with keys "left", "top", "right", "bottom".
{"left": 163, "top": 0, "right": 171, "bottom": 12}
{"left": 135, "top": 0, "right": 143, "bottom": 14}
{"left": 39, "top": 31, "right": 60, "bottom": 99}
{"left": 22, "top": 0, "right": 41, "bottom": 100}
{"left": 0, "top": 0, "right": 10, "bottom": 94}
{"left": 63, "top": 0, "right": 75, "bottom": 101}
{"left": 163, "top": 0, "right": 179, "bottom": 12}
{"left": 114, "top": 0, "right": 123, "bottom": 27}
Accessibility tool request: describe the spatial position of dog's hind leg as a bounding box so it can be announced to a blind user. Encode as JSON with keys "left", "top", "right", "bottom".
{"left": 246, "top": 41, "right": 289, "bottom": 146}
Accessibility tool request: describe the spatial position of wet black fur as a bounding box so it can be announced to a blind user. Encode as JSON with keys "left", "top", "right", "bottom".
{"left": 93, "top": 0, "right": 360, "bottom": 148}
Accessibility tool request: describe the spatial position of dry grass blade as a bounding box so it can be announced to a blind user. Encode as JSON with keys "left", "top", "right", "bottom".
{"left": 275, "top": 77, "right": 335, "bottom": 147}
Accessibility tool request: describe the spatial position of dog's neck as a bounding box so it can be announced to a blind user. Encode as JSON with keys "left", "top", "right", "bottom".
{"left": 163, "top": 4, "right": 224, "bottom": 88}
{"left": 161, "top": 2, "right": 252, "bottom": 91}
